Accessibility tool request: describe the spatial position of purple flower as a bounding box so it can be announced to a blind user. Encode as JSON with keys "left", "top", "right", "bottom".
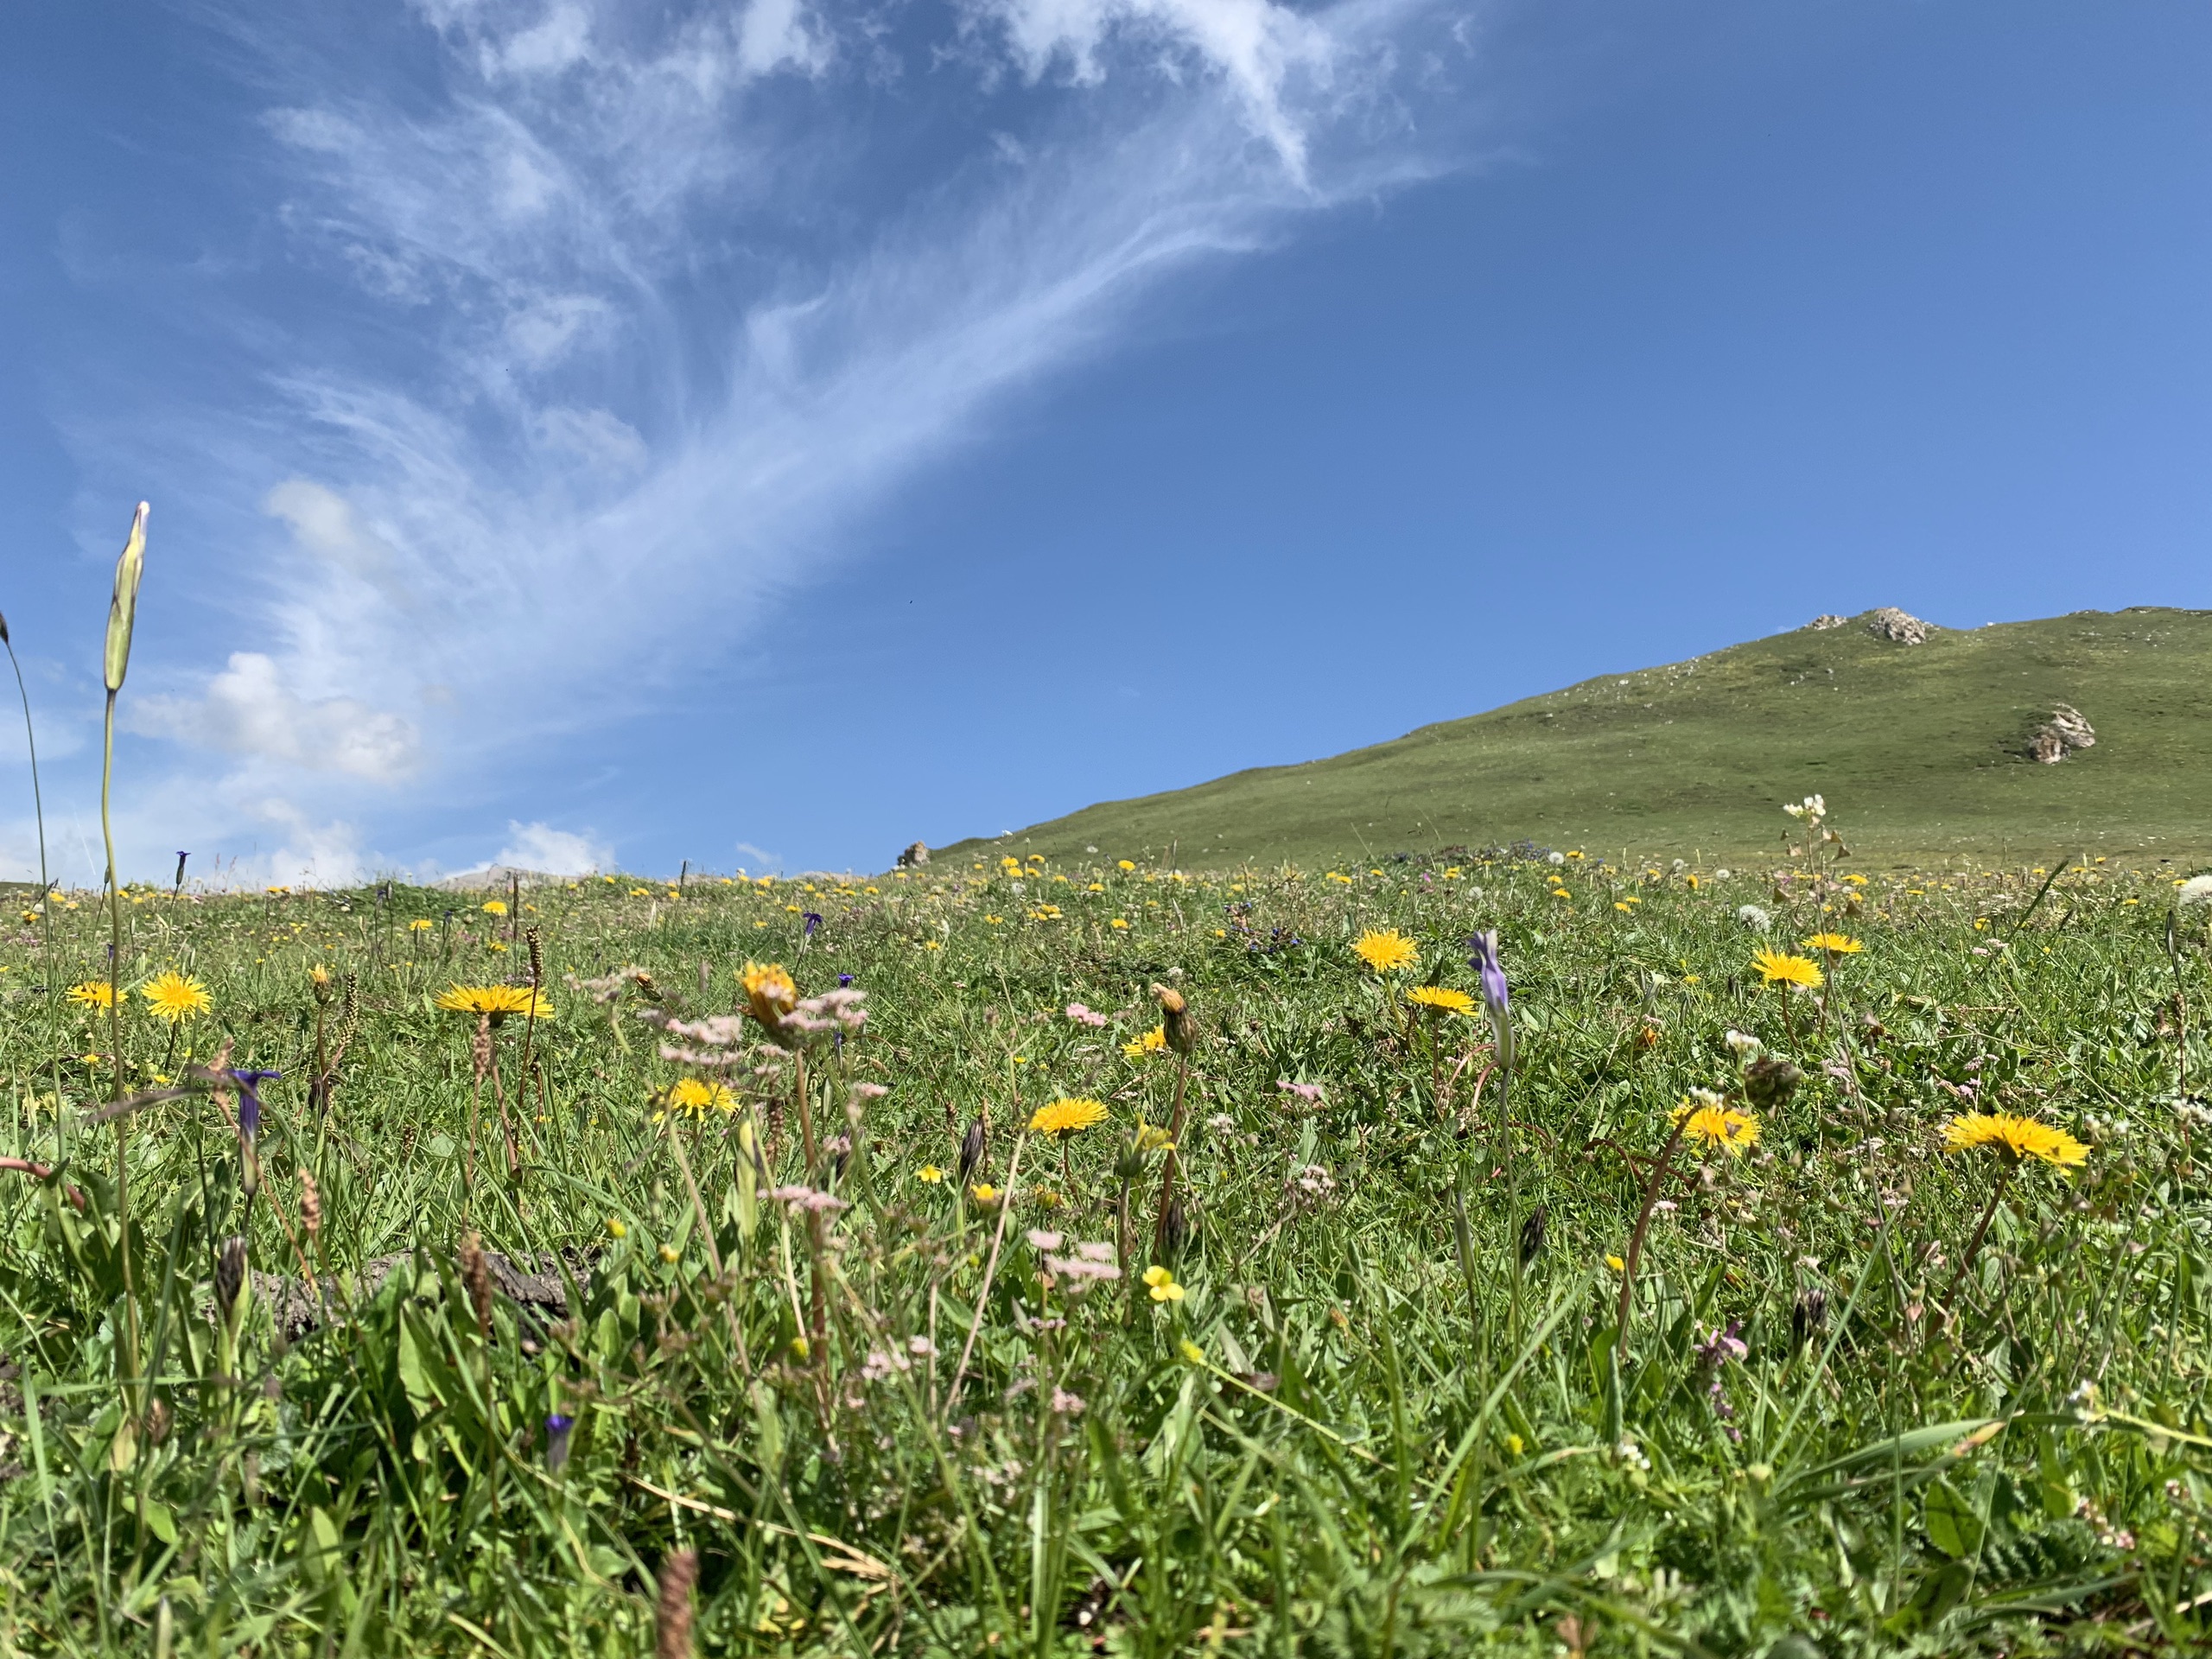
{"left": 231, "top": 1070, "right": 281, "bottom": 1144}
{"left": 1465, "top": 931, "right": 1508, "bottom": 1017}
{"left": 803, "top": 912, "right": 823, "bottom": 936}
{"left": 838, "top": 973, "right": 854, "bottom": 987}
{"left": 544, "top": 1412, "right": 574, "bottom": 1473}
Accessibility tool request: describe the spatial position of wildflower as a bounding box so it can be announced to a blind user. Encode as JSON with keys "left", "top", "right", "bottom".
{"left": 482, "top": 899, "right": 508, "bottom": 917}
{"left": 1783, "top": 794, "right": 1825, "bottom": 819}
{"left": 1605, "top": 1254, "right": 1626, "bottom": 1272}
{"left": 1029, "top": 1097, "right": 1108, "bottom": 1137}
{"left": 1027, "top": 1229, "right": 1064, "bottom": 1251}
{"left": 436, "top": 983, "right": 554, "bottom": 1022}
{"left": 1051, "top": 1388, "right": 1087, "bottom": 1414}
{"left": 1143, "top": 1265, "right": 1185, "bottom": 1303}
{"left": 916, "top": 1164, "right": 944, "bottom": 1184}
{"left": 969, "top": 1183, "right": 1001, "bottom": 1206}
{"left": 1109, "top": 918, "right": 1128, "bottom": 930}
{"left": 802, "top": 911, "right": 823, "bottom": 936}
{"left": 2178, "top": 875, "right": 2212, "bottom": 906}
{"left": 1124, "top": 1027, "right": 1166, "bottom": 1058}
{"left": 665, "top": 1077, "right": 736, "bottom": 1117}
{"left": 1028, "top": 905, "right": 1063, "bottom": 922}
{"left": 1751, "top": 948, "right": 1823, "bottom": 989}
{"left": 140, "top": 971, "right": 210, "bottom": 1023}
{"left": 607, "top": 1217, "right": 628, "bottom": 1238}
{"left": 1675, "top": 1099, "right": 1761, "bottom": 1156}
{"left": 1406, "top": 984, "right": 1475, "bottom": 1016}
{"left": 1723, "top": 1029, "right": 1764, "bottom": 1063}
{"left": 1065, "top": 1002, "right": 1109, "bottom": 1027}
{"left": 1736, "top": 905, "right": 1771, "bottom": 931}
{"left": 1179, "top": 1338, "right": 1205, "bottom": 1364}
{"left": 66, "top": 981, "right": 118, "bottom": 1010}
{"left": 1942, "top": 1112, "right": 2088, "bottom": 1167}
{"left": 1278, "top": 1079, "right": 1325, "bottom": 1103}
{"left": 768, "top": 1184, "right": 849, "bottom": 1213}
{"left": 1801, "top": 932, "right": 1861, "bottom": 954}
{"left": 1155, "top": 983, "right": 1198, "bottom": 1054}
{"left": 1353, "top": 929, "right": 1418, "bottom": 972}
{"left": 741, "top": 961, "right": 798, "bottom": 1031}
{"left": 1548, "top": 887, "right": 1572, "bottom": 901}
{"left": 544, "top": 1413, "right": 574, "bottom": 1474}
{"left": 408, "top": 918, "right": 435, "bottom": 932}
{"left": 1694, "top": 1319, "right": 1748, "bottom": 1369}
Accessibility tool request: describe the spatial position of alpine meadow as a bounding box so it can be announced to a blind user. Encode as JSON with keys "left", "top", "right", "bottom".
{"left": 3, "top": 543, "right": 2211, "bottom": 1653}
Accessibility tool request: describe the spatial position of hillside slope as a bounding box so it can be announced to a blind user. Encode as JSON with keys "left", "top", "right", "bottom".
{"left": 949, "top": 607, "right": 2212, "bottom": 868}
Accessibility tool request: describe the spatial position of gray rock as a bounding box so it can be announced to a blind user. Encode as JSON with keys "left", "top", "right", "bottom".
{"left": 1866, "top": 607, "right": 1935, "bottom": 645}
{"left": 2029, "top": 703, "right": 2094, "bottom": 764}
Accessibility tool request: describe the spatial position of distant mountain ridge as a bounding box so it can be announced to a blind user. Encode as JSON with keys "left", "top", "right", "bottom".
{"left": 944, "top": 607, "right": 2212, "bottom": 868}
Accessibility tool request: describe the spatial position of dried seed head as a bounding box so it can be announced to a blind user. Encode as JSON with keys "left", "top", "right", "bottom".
{"left": 470, "top": 1014, "right": 493, "bottom": 1083}
{"left": 957, "top": 1117, "right": 987, "bottom": 1185}
{"left": 215, "top": 1236, "right": 248, "bottom": 1317}
{"left": 459, "top": 1231, "right": 493, "bottom": 1335}
{"left": 1743, "top": 1056, "right": 1803, "bottom": 1110}
{"left": 1161, "top": 1197, "right": 1190, "bottom": 1257}
{"left": 1791, "top": 1287, "right": 1828, "bottom": 1352}
{"left": 656, "top": 1548, "right": 699, "bottom": 1659}
{"left": 1518, "top": 1203, "right": 1548, "bottom": 1268}
{"left": 526, "top": 926, "right": 544, "bottom": 987}
{"left": 300, "top": 1170, "right": 322, "bottom": 1239}
{"left": 145, "top": 1395, "right": 172, "bottom": 1446}
{"left": 1154, "top": 984, "right": 1198, "bottom": 1056}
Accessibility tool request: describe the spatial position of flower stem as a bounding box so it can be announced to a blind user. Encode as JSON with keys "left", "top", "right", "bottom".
{"left": 1945, "top": 1159, "right": 2015, "bottom": 1310}
{"left": 100, "top": 685, "right": 140, "bottom": 1417}
{"left": 1616, "top": 1115, "right": 1689, "bottom": 1367}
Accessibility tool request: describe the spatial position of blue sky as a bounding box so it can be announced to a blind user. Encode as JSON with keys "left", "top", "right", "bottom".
{"left": 2, "top": 0, "right": 2207, "bottom": 883}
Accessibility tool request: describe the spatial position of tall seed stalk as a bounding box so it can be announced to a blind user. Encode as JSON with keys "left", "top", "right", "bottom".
{"left": 1, "top": 612, "right": 51, "bottom": 965}
{"left": 99, "top": 504, "right": 149, "bottom": 1417}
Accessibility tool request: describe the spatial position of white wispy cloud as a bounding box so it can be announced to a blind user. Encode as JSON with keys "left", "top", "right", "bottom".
{"left": 42, "top": 0, "right": 1469, "bottom": 884}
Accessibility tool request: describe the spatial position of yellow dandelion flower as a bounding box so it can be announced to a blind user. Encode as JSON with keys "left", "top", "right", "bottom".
{"left": 1942, "top": 1112, "right": 2088, "bottom": 1167}
{"left": 1143, "top": 1265, "right": 1185, "bottom": 1303}
{"left": 1028, "top": 905, "right": 1063, "bottom": 922}
{"left": 742, "top": 961, "right": 798, "bottom": 1027}
{"left": 482, "top": 899, "right": 508, "bottom": 916}
{"left": 1751, "top": 948, "right": 1824, "bottom": 989}
{"left": 1116, "top": 860, "right": 1135, "bottom": 872}
{"left": 435, "top": 983, "right": 554, "bottom": 1022}
{"left": 1802, "top": 933, "right": 1862, "bottom": 954}
{"left": 916, "top": 1164, "right": 944, "bottom": 1184}
{"left": 1352, "top": 929, "right": 1419, "bottom": 973}
{"left": 665, "top": 1077, "right": 737, "bottom": 1117}
{"left": 408, "top": 918, "right": 435, "bottom": 932}
{"left": 141, "top": 971, "right": 211, "bottom": 1024}
{"left": 1109, "top": 918, "right": 1129, "bottom": 930}
{"left": 1605, "top": 1254, "right": 1626, "bottom": 1272}
{"left": 969, "top": 1183, "right": 1001, "bottom": 1205}
{"left": 1029, "top": 1097, "right": 1108, "bottom": 1137}
{"left": 1676, "top": 1102, "right": 1761, "bottom": 1156}
{"left": 1405, "top": 985, "right": 1475, "bottom": 1016}
{"left": 1124, "top": 1027, "right": 1166, "bottom": 1058}
{"left": 67, "top": 981, "right": 118, "bottom": 1010}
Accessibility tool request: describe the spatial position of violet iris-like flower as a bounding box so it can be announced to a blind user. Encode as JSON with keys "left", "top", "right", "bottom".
{"left": 231, "top": 1070, "right": 281, "bottom": 1143}
{"left": 1466, "top": 931, "right": 1513, "bottom": 1066}
{"left": 544, "top": 1412, "right": 575, "bottom": 1473}
{"left": 837, "top": 973, "right": 854, "bottom": 987}
{"left": 803, "top": 911, "right": 823, "bottom": 936}
{"left": 1466, "top": 931, "right": 1508, "bottom": 1016}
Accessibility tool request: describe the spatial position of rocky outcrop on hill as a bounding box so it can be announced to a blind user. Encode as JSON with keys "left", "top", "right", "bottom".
{"left": 1806, "top": 614, "right": 1847, "bottom": 631}
{"left": 2028, "top": 704, "right": 2095, "bottom": 764}
{"left": 1866, "top": 607, "right": 1935, "bottom": 645}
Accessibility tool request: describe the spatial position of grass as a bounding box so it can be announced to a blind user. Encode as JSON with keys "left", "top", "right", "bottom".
{"left": 1, "top": 843, "right": 2209, "bottom": 1655}
{"left": 944, "top": 607, "right": 2212, "bottom": 872}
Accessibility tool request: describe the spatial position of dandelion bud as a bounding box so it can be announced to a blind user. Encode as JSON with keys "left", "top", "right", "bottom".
{"left": 308, "top": 964, "right": 333, "bottom": 1005}
{"left": 1161, "top": 1197, "right": 1190, "bottom": 1257}
{"left": 957, "top": 1117, "right": 986, "bottom": 1185}
{"left": 1518, "top": 1203, "right": 1548, "bottom": 1268}
{"left": 1154, "top": 984, "right": 1198, "bottom": 1056}
{"left": 215, "top": 1236, "right": 249, "bottom": 1318}
{"left": 1791, "top": 1287, "right": 1827, "bottom": 1352}
{"left": 459, "top": 1231, "right": 493, "bottom": 1337}
{"left": 1742, "top": 1057, "right": 1802, "bottom": 1110}
{"left": 656, "top": 1548, "right": 699, "bottom": 1659}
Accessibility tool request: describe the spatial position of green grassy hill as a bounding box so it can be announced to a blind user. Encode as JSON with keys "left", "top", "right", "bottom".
{"left": 951, "top": 606, "right": 2212, "bottom": 869}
